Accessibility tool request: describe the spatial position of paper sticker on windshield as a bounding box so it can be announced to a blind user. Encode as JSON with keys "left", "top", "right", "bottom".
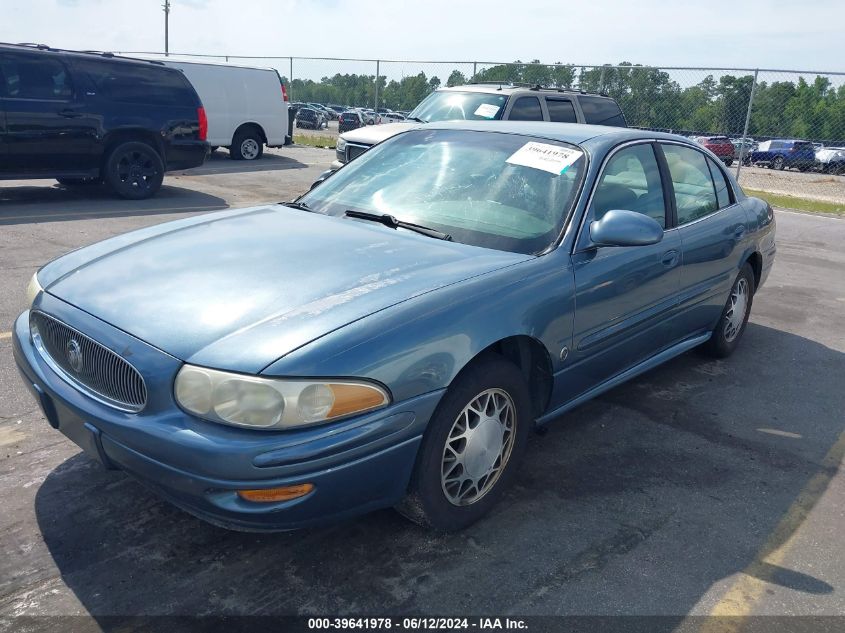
{"left": 506, "top": 142, "right": 583, "bottom": 175}
{"left": 474, "top": 103, "right": 501, "bottom": 119}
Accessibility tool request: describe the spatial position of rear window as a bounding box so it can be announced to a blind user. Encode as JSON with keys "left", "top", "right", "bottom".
{"left": 76, "top": 59, "right": 197, "bottom": 107}
{"left": 579, "top": 96, "right": 626, "bottom": 127}
{"left": 793, "top": 142, "right": 814, "bottom": 151}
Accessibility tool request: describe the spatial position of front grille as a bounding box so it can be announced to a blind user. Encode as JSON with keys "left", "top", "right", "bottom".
{"left": 346, "top": 143, "right": 370, "bottom": 162}
{"left": 31, "top": 311, "right": 147, "bottom": 412}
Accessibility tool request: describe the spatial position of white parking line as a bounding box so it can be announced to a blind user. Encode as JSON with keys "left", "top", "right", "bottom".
{"left": 0, "top": 332, "right": 12, "bottom": 341}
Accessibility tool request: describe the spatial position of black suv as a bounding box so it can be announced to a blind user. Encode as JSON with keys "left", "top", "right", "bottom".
{"left": 0, "top": 43, "right": 208, "bottom": 199}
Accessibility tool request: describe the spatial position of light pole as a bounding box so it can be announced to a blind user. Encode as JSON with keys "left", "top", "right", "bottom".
{"left": 163, "top": 0, "right": 170, "bottom": 56}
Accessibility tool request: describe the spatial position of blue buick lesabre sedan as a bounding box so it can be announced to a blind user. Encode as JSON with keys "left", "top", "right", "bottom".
{"left": 14, "top": 122, "right": 776, "bottom": 532}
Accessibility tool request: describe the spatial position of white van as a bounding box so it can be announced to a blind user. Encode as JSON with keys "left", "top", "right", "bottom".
{"left": 160, "top": 59, "right": 289, "bottom": 160}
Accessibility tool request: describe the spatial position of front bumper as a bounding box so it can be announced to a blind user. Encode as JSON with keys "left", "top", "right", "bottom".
{"left": 12, "top": 304, "right": 442, "bottom": 531}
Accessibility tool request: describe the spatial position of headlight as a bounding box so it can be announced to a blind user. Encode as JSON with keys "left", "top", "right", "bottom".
{"left": 174, "top": 364, "right": 390, "bottom": 430}
{"left": 25, "top": 272, "right": 43, "bottom": 305}
{"left": 336, "top": 137, "right": 347, "bottom": 152}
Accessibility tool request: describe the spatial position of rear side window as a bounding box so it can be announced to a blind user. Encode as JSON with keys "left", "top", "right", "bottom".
{"left": 77, "top": 60, "right": 196, "bottom": 107}
{"left": 707, "top": 157, "right": 733, "bottom": 208}
{"left": 794, "top": 142, "right": 814, "bottom": 151}
{"left": 546, "top": 98, "right": 577, "bottom": 123}
{"left": 579, "top": 96, "right": 626, "bottom": 126}
{"left": 0, "top": 53, "right": 73, "bottom": 100}
{"left": 508, "top": 96, "right": 543, "bottom": 121}
{"left": 662, "top": 144, "right": 718, "bottom": 224}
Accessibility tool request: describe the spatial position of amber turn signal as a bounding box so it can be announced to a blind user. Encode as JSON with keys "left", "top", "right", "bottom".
{"left": 237, "top": 483, "right": 314, "bottom": 503}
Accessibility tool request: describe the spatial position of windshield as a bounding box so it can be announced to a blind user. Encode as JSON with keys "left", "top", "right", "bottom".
{"left": 408, "top": 91, "right": 508, "bottom": 122}
{"left": 299, "top": 129, "right": 586, "bottom": 255}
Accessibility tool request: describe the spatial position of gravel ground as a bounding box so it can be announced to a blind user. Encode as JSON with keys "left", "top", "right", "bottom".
{"left": 736, "top": 165, "right": 845, "bottom": 203}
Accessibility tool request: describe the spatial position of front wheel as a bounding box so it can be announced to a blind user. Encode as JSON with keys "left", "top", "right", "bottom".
{"left": 772, "top": 156, "right": 785, "bottom": 170}
{"left": 700, "top": 263, "right": 755, "bottom": 358}
{"left": 103, "top": 141, "right": 164, "bottom": 200}
{"left": 396, "top": 356, "right": 531, "bottom": 531}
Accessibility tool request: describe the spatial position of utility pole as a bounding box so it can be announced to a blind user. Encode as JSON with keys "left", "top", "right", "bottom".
{"left": 163, "top": 0, "right": 171, "bottom": 56}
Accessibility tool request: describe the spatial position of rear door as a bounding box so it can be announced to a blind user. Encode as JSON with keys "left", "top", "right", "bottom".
{"left": 544, "top": 97, "right": 578, "bottom": 123}
{"left": 0, "top": 51, "right": 99, "bottom": 174}
{"left": 659, "top": 142, "right": 750, "bottom": 333}
{"left": 558, "top": 142, "right": 682, "bottom": 404}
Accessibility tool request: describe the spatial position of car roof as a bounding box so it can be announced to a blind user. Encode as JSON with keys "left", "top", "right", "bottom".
{"left": 420, "top": 120, "right": 693, "bottom": 147}
{"left": 438, "top": 84, "right": 614, "bottom": 99}
{"left": 0, "top": 42, "right": 170, "bottom": 68}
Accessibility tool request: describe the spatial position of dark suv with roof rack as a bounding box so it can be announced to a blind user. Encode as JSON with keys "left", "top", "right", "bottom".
{"left": 0, "top": 43, "right": 208, "bottom": 199}
{"left": 332, "top": 83, "right": 626, "bottom": 168}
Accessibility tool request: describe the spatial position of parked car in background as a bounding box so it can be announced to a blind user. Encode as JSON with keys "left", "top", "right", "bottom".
{"left": 749, "top": 139, "right": 816, "bottom": 171}
{"left": 730, "top": 138, "right": 757, "bottom": 162}
{"left": 694, "top": 136, "right": 735, "bottom": 166}
{"left": 327, "top": 104, "right": 346, "bottom": 115}
{"left": 159, "top": 59, "right": 288, "bottom": 161}
{"left": 381, "top": 111, "right": 406, "bottom": 123}
{"left": 14, "top": 123, "right": 775, "bottom": 532}
{"left": 0, "top": 43, "right": 207, "bottom": 199}
{"left": 814, "top": 147, "right": 845, "bottom": 174}
{"left": 362, "top": 109, "right": 380, "bottom": 125}
{"left": 295, "top": 107, "right": 325, "bottom": 130}
{"left": 308, "top": 103, "right": 337, "bottom": 121}
{"left": 338, "top": 109, "right": 365, "bottom": 133}
{"left": 332, "top": 84, "right": 627, "bottom": 169}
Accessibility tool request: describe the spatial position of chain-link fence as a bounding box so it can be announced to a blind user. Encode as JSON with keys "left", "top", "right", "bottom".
{"left": 118, "top": 53, "right": 845, "bottom": 204}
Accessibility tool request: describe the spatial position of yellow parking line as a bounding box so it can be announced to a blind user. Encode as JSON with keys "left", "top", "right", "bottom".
{"left": 698, "top": 429, "right": 845, "bottom": 632}
{"left": 0, "top": 332, "right": 11, "bottom": 340}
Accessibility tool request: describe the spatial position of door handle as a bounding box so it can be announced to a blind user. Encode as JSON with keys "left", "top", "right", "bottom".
{"left": 661, "top": 249, "right": 679, "bottom": 267}
{"left": 58, "top": 109, "right": 82, "bottom": 118}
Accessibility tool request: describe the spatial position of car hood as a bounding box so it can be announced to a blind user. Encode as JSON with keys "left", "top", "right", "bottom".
{"left": 41, "top": 205, "right": 530, "bottom": 373}
{"left": 341, "top": 122, "right": 417, "bottom": 146}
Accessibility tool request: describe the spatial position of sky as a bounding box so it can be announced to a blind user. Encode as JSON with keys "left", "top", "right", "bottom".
{"left": 2, "top": 0, "right": 843, "bottom": 77}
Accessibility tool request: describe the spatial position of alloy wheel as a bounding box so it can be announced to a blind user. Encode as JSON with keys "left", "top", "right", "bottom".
{"left": 723, "top": 277, "right": 749, "bottom": 342}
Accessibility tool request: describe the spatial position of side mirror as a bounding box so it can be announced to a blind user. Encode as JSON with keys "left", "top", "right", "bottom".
{"left": 310, "top": 169, "right": 335, "bottom": 190}
{"left": 590, "top": 209, "right": 664, "bottom": 247}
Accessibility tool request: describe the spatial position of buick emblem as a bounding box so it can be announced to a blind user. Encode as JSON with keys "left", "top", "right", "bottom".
{"left": 66, "top": 339, "right": 83, "bottom": 373}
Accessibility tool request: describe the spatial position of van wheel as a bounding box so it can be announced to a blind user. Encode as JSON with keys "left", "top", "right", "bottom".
{"left": 396, "top": 355, "right": 531, "bottom": 532}
{"left": 103, "top": 141, "right": 164, "bottom": 200}
{"left": 231, "top": 129, "right": 264, "bottom": 160}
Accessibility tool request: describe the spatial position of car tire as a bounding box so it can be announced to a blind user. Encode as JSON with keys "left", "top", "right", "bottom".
{"left": 724, "top": 158, "right": 734, "bottom": 167}
{"left": 230, "top": 129, "right": 264, "bottom": 161}
{"left": 700, "top": 263, "right": 755, "bottom": 359}
{"left": 772, "top": 156, "right": 785, "bottom": 170}
{"left": 56, "top": 176, "right": 101, "bottom": 186}
{"left": 396, "top": 355, "right": 532, "bottom": 532}
{"left": 103, "top": 141, "right": 164, "bottom": 200}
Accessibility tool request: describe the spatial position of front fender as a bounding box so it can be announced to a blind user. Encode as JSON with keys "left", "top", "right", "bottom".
{"left": 262, "top": 252, "right": 575, "bottom": 404}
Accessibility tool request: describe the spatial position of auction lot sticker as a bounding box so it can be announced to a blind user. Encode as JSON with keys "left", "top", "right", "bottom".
{"left": 506, "top": 142, "right": 583, "bottom": 175}
{"left": 474, "top": 103, "right": 501, "bottom": 118}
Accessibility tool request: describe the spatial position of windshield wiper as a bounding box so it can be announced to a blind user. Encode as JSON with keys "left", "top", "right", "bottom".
{"left": 279, "top": 200, "right": 314, "bottom": 212}
{"left": 345, "top": 210, "right": 451, "bottom": 241}
{"left": 405, "top": 116, "right": 427, "bottom": 123}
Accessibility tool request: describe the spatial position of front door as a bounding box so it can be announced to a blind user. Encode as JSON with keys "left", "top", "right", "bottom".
{"left": 0, "top": 51, "right": 98, "bottom": 175}
{"left": 553, "top": 142, "right": 682, "bottom": 406}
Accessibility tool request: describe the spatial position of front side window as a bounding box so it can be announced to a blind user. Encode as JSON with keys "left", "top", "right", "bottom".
{"left": 546, "top": 98, "right": 577, "bottom": 123}
{"left": 408, "top": 91, "right": 507, "bottom": 122}
{"left": 590, "top": 144, "right": 666, "bottom": 228}
{"left": 0, "top": 54, "right": 73, "bottom": 100}
{"left": 662, "top": 144, "right": 718, "bottom": 224}
{"left": 300, "top": 129, "right": 587, "bottom": 255}
{"left": 508, "top": 96, "right": 543, "bottom": 121}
